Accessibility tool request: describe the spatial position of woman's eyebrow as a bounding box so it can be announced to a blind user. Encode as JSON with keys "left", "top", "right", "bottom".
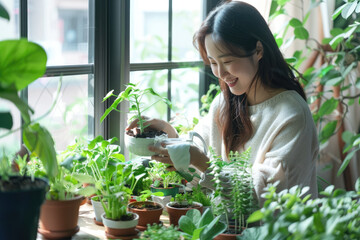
{"left": 208, "top": 54, "right": 233, "bottom": 59}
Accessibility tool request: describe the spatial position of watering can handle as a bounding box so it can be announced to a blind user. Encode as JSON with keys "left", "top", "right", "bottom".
{"left": 188, "top": 131, "right": 208, "bottom": 155}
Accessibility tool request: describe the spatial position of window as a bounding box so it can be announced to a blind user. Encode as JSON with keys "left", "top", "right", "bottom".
{"left": 1, "top": 0, "right": 220, "bottom": 156}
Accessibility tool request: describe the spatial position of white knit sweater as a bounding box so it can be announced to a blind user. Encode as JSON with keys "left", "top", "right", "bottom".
{"left": 194, "top": 90, "right": 319, "bottom": 206}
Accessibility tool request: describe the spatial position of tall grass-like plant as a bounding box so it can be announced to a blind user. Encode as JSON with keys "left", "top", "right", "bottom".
{"left": 209, "top": 147, "right": 257, "bottom": 233}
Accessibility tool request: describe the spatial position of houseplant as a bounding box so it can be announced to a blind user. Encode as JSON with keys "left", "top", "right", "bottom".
{"left": 0, "top": 5, "right": 59, "bottom": 239}
{"left": 166, "top": 192, "right": 203, "bottom": 226}
{"left": 101, "top": 82, "right": 172, "bottom": 156}
{"left": 178, "top": 208, "right": 227, "bottom": 240}
{"left": 244, "top": 178, "right": 360, "bottom": 239}
{"left": 127, "top": 200, "right": 164, "bottom": 231}
{"left": 101, "top": 182, "right": 140, "bottom": 239}
{"left": 208, "top": 147, "right": 258, "bottom": 239}
{"left": 135, "top": 223, "right": 186, "bottom": 240}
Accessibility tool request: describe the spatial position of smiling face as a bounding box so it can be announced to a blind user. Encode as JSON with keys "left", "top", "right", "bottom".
{"left": 205, "top": 34, "right": 262, "bottom": 96}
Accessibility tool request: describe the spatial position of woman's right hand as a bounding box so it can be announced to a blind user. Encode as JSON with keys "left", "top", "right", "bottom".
{"left": 125, "top": 116, "right": 179, "bottom": 138}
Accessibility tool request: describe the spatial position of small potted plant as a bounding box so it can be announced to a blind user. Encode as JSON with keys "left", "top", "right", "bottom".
{"left": 209, "top": 148, "right": 258, "bottom": 239}
{"left": 101, "top": 82, "right": 172, "bottom": 156}
{"left": 101, "top": 183, "right": 140, "bottom": 239}
{"left": 127, "top": 189, "right": 165, "bottom": 231}
{"left": 166, "top": 192, "right": 203, "bottom": 226}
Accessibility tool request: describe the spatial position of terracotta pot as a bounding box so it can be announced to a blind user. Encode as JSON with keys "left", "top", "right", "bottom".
{"left": 0, "top": 177, "right": 48, "bottom": 240}
{"left": 127, "top": 201, "right": 163, "bottom": 228}
{"left": 38, "top": 195, "right": 83, "bottom": 239}
{"left": 166, "top": 201, "right": 203, "bottom": 226}
{"left": 101, "top": 212, "right": 139, "bottom": 238}
{"left": 213, "top": 226, "right": 244, "bottom": 240}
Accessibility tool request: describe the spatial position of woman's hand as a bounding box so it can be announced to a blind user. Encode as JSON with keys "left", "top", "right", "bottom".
{"left": 126, "top": 116, "right": 179, "bottom": 138}
{"left": 148, "top": 144, "right": 210, "bottom": 172}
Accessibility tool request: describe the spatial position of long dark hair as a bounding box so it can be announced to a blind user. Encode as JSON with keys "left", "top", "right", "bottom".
{"left": 193, "top": 1, "right": 306, "bottom": 156}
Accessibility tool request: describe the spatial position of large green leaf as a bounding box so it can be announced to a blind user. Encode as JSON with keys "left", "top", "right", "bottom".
{"left": 317, "top": 98, "right": 338, "bottom": 117}
{"left": 0, "top": 2, "right": 10, "bottom": 20}
{"left": 341, "top": 2, "right": 358, "bottom": 19}
{"left": 0, "top": 39, "right": 47, "bottom": 91}
{"left": 23, "top": 123, "right": 58, "bottom": 178}
{"left": 319, "top": 120, "right": 337, "bottom": 144}
{"left": 0, "top": 111, "right": 12, "bottom": 129}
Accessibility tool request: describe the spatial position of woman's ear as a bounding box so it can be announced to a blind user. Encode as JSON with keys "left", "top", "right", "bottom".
{"left": 256, "top": 41, "right": 263, "bottom": 61}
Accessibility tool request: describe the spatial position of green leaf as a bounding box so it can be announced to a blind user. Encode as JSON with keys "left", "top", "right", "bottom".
{"left": 341, "top": 2, "right": 357, "bottom": 19}
{"left": 332, "top": 4, "right": 346, "bottom": 20}
{"left": 355, "top": 178, "right": 360, "bottom": 192}
{"left": 77, "top": 186, "right": 97, "bottom": 197}
{"left": 179, "top": 215, "right": 196, "bottom": 235}
{"left": 247, "top": 210, "right": 264, "bottom": 223}
{"left": 294, "top": 27, "right": 309, "bottom": 40}
{"left": 23, "top": 123, "right": 58, "bottom": 178}
{"left": 0, "top": 39, "right": 47, "bottom": 91}
{"left": 102, "top": 90, "right": 115, "bottom": 101}
{"left": 0, "top": 2, "right": 10, "bottom": 20}
{"left": 324, "top": 76, "right": 343, "bottom": 86}
{"left": 319, "top": 120, "right": 337, "bottom": 144}
{"left": 198, "top": 208, "right": 214, "bottom": 228}
{"left": 0, "top": 111, "right": 13, "bottom": 129}
{"left": 72, "top": 173, "right": 95, "bottom": 184}
{"left": 337, "top": 150, "right": 357, "bottom": 176}
{"left": 313, "top": 212, "right": 325, "bottom": 233}
{"left": 356, "top": 3, "right": 360, "bottom": 13}
{"left": 201, "top": 217, "right": 226, "bottom": 240}
{"left": 289, "top": 18, "right": 303, "bottom": 27}
{"left": 317, "top": 98, "right": 338, "bottom": 117}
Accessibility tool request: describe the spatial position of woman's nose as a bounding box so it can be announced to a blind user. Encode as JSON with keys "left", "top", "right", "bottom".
{"left": 218, "top": 64, "right": 228, "bottom": 79}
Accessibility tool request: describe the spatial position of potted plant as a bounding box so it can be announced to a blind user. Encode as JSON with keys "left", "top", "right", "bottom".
{"left": 244, "top": 178, "right": 360, "bottom": 239}
{"left": 101, "top": 183, "right": 140, "bottom": 239}
{"left": 178, "top": 208, "right": 227, "bottom": 240}
{"left": 208, "top": 148, "right": 258, "bottom": 239}
{"left": 166, "top": 192, "right": 203, "bottom": 226}
{"left": 101, "top": 82, "right": 172, "bottom": 156}
{"left": 0, "top": 6, "right": 59, "bottom": 240}
{"left": 188, "top": 184, "right": 212, "bottom": 212}
{"left": 36, "top": 153, "right": 97, "bottom": 239}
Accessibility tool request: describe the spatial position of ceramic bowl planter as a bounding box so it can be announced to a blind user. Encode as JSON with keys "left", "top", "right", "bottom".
{"left": 91, "top": 196, "right": 106, "bottom": 226}
{"left": 127, "top": 201, "right": 164, "bottom": 230}
{"left": 124, "top": 133, "right": 157, "bottom": 156}
{"left": 166, "top": 201, "right": 203, "bottom": 226}
{"left": 101, "top": 212, "right": 140, "bottom": 239}
{"left": 38, "top": 195, "right": 83, "bottom": 239}
{"left": 0, "top": 176, "right": 48, "bottom": 240}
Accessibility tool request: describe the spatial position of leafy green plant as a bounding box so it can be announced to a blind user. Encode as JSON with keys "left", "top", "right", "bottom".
{"left": 147, "top": 161, "right": 183, "bottom": 189}
{"left": 101, "top": 82, "right": 172, "bottom": 134}
{"left": 135, "top": 189, "right": 164, "bottom": 202}
{"left": 135, "top": 223, "right": 186, "bottom": 240}
{"left": 209, "top": 147, "right": 257, "bottom": 234}
{"left": 246, "top": 178, "right": 360, "bottom": 240}
{"left": 173, "top": 192, "right": 193, "bottom": 205}
{"left": 190, "top": 184, "right": 211, "bottom": 207}
{"left": 178, "top": 208, "right": 227, "bottom": 240}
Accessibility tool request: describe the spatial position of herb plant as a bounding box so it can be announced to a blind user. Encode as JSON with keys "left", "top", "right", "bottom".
{"left": 245, "top": 178, "right": 360, "bottom": 240}
{"left": 135, "top": 223, "right": 186, "bottom": 240}
{"left": 147, "top": 161, "right": 183, "bottom": 189}
{"left": 101, "top": 82, "right": 172, "bottom": 134}
{"left": 209, "top": 147, "right": 257, "bottom": 233}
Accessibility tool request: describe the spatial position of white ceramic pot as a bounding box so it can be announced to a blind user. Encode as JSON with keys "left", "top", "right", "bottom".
{"left": 101, "top": 212, "right": 139, "bottom": 229}
{"left": 91, "top": 197, "right": 106, "bottom": 222}
{"left": 124, "top": 134, "right": 156, "bottom": 156}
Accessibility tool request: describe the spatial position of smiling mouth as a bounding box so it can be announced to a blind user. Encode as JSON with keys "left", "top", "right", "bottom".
{"left": 225, "top": 78, "right": 238, "bottom": 87}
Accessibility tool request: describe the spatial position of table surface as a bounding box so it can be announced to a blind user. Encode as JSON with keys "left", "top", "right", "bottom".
{"left": 36, "top": 202, "right": 170, "bottom": 240}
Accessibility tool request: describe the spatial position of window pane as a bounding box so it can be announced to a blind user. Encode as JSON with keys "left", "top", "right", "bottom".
{"left": 170, "top": 68, "right": 200, "bottom": 125}
{"left": 0, "top": 99, "right": 21, "bottom": 157}
{"left": 130, "top": 0, "right": 169, "bottom": 63}
{"left": 172, "top": 0, "right": 202, "bottom": 61}
{"left": 28, "top": 74, "right": 94, "bottom": 151}
{"left": 129, "top": 70, "right": 169, "bottom": 120}
{"left": 28, "top": 0, "right": 92, "bottom": 65}
{"left": 0, "top": 0, "right": 19, "bottom": 40}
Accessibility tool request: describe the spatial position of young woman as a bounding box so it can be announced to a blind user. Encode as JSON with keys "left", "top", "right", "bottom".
{"left": 126, "top": 1, "right": 318, "bottom": 205}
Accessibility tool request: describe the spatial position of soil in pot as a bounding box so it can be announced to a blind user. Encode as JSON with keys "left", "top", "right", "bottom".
{"left": 166, "top": 201, "right": 203, "bottom": 226}
{"left": 126, "top": 127, "right": 166, "bottom": 138}
{"left": 0, "top": 176, "right": 48, "bottom": 240}
{"left": 128, "top": 201, "right": 163, "bottom": 230}
{"left": 102, "top": 212, "right": 140, "bottom": 239}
